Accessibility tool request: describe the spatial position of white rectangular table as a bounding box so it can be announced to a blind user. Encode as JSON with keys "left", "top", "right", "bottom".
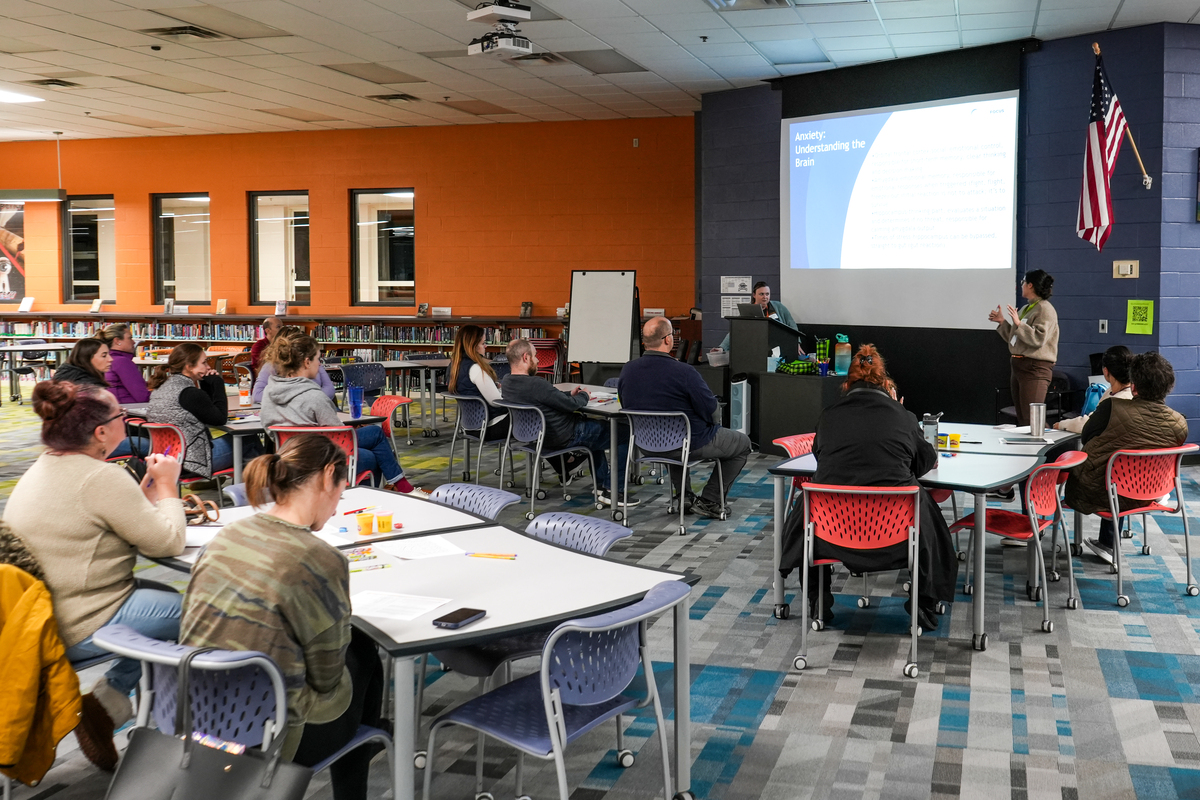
{"left": 0, "top": 341, "right": 73, "bottom": 402}
{"left": 768, "top": 450, "right": 1041, "bottom": 651}
{"left": 936, "top": 422, "right": 1078, "bottom": 457}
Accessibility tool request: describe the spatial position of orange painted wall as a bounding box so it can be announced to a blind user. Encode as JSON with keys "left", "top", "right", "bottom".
{"left": 0, "top": 117, "right": 695, "bottom": 317}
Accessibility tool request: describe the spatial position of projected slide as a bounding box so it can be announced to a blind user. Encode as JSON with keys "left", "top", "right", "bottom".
{"left": 786, "top": 95, "right": 1017, "bottom": 271}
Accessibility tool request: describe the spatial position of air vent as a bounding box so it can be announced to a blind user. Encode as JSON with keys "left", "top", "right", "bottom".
{"left": 138, "top": 25, "right": 228, "bottom": 42}
{"left": 22, "top": 78, "right": 80, "bottom": 89}
{"left": 706, "top": 0, "right": 794, "bottom": 8}
{"left": 510, "top": 52, "right": 568, "bottom": 65}
{"left": 368, "top": 94, "right": 420, "bottom": 104}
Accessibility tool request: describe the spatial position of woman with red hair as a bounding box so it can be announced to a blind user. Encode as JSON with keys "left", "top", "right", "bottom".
{"left": 781, "top": 344, "right": 956, "bottom": 630}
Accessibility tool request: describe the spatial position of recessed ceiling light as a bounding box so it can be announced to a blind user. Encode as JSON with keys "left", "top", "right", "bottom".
{"left": 0, "top": 90, "right": 44, "bottom": 103}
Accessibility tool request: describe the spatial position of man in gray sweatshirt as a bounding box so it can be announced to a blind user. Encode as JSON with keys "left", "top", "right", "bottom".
{"left": 500, "top": 339, "right": 634, "bottom": 507}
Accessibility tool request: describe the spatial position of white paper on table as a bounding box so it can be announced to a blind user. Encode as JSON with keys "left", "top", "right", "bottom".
{"left": 185, "top": 525, "right": 223, "bottom": 548}
{"left": 993, "top": 424, "right": 1017, "bottom": 430}
{"left": 376, "top": 536, "right": 465, "bottom": 560}
{"left": 231, "top": 414, "right": 260, "bottom": 422}
{"left": 351, "top": 591, "right": 450, "bottom": 621}
{"left": 588, "top": 391, "right": 616, "bottom": 401}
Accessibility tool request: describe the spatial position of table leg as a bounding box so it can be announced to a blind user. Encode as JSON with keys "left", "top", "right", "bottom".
{"left": 673, "top": 596, "right": 691, "bottom": 798}
{"left": 8, "top": 352, "right": 18, "bottom": 403}
{"left": 610, "top": 415, "right": 620, "bottom": 523}
{"left": 1073, "top": 510, "right": 1083, "bottom": 553}
{"left": 232, "top": 435, "right": 244, "bottom": 486}
{"left": 393, "top": 656, "right": 416, "bottom": 800}
{"left": 972, "top": 492, "right": 988, "bottom": 651}
{"left": 773, "top": 475, "right": 788, "bottom": 619}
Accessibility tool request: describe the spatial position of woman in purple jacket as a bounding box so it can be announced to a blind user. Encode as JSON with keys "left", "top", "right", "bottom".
{"left": 98, "top": 323, "right": 149, "bottom": 404}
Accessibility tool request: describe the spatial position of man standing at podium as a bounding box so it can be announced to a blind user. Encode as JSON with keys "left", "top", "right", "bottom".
{"left": 714, "top": 281, "right": 799, "bottom": 353}
{"left": 622, "top": 317, "right": 752, "bottom": 518}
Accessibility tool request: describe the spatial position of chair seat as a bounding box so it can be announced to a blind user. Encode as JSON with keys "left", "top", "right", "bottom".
{"left": 180, "top": 466, "right": 234, "bottom": 484}
{"left": 432, "top": 628, "right": 551, "bottom": 678}
{"left": 435, "top": 671, "right": 638, "bottom": 757}
{"left": 1096, "top": 501, "right": 1175, "bottom": 519}
{"left": 949, "top": 510, "right": 1050, "bottom": 540}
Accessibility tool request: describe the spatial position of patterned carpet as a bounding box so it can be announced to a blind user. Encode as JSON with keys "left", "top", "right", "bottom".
{"left": 6, "top": 387, "right": 1200, "bottom": 799}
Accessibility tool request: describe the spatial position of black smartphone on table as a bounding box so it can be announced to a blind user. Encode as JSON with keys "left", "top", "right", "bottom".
{"left": 432, "top": 607, "right": 486, "bottom": 629}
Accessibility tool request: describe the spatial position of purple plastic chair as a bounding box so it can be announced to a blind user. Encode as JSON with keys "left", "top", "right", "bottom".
{"left": 90, "top": 624, "right": 394, "bottom": 792}
{"left": 444, "top": 393, "right": 510, "bottom": 484}
{"left": 429, "top": 483, "right": 521, "bottom": 521}
{"left": 493, "top": 400, "right": 600, "bottom": 520}
{"left": 422, "top": 580, "right": 689, "bottom": 800}
{"left": 620, "top": 409, "right": 726, "bottom": 535}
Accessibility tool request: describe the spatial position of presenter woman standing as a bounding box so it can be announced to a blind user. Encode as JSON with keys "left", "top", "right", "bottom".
{"left": 989, "top": 270, "right": 1059, "bottom": 427}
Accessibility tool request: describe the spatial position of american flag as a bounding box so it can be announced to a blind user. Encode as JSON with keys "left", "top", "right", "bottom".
{"left": 1077, "top": 54, "right": 1128, "bottom": 251}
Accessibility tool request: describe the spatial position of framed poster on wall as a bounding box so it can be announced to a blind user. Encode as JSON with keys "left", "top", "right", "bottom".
{"left": 0, "top": 203, "right": 25, "bottom": 302}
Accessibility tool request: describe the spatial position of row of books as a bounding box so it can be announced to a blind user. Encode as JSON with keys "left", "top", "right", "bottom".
{"left": 312, "top": 324, "right": 546, "bottom": 344}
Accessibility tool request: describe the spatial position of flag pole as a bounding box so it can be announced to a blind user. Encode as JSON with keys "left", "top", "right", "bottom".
{"left": 1094, "top": 42, "right": 1153, "bottom": 189}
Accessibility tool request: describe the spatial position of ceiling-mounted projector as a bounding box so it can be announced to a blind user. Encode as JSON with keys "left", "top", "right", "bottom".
{"left": 467, "top": 2, "right": 533, "bottom": 58}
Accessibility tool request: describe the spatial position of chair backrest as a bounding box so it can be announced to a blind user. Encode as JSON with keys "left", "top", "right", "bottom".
{"left": 269, "top": 425, "right": 358, "bottom": 477}
{"left": 622, "top": 410, "right": 691, "bottom": 454}
{"left": 494, "top": 401, "right": 545, "bottom": 446}
{"left": 20, "top": 338, "right": 47, "bottom": 362}
{"left": 91, "top": 624, "right": 286, "bottom": 750}
{"left": 802, "top": 483, "right": 920, "bottom": 550}
{"left": 447, "top": 393, "right": 488, "bottom": 433}
{"left": 1106, "top": 444, "right": 1199, "bottom": 502}
{"left": 603, "top": 378, "right": 619, "bottom": 389}
{"left": 773, "top": 433, "right": 815, "bottom": 458}
{"left": 429, "top": 483, "right": 520, "bottom": 520}
{"left": 541, "top": 581, "right": 689, "bottom": 707}
{"left": 140, "top": 422, "right": 186, "bottom": 461}
{"left": 371, "top": 394, "right": 410, "bottom": 440}
{"left": 341, "top": 362, "right": 387, "bottom": 394}
{"left": 1025, "top": 450, "right": 1087, "bottom": 518}
{"left": 525, "top": 512, "right": 632, "bottom": 556}
{"left": 223, "top": 483, "right": 249, "bottom": 507}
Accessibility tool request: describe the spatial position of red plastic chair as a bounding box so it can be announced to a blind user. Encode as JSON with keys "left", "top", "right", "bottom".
{"left": 772, "top": 433, "right": 814, "bottom": 511}
{"left": 268, "top": 425, "right": 374, "bottom": 487}
{"left": 139, "top": 422, "right": 234, "bottom": 505}
{"left": 951, "top": 451, "right": 1086, "bottom": 628}
{"left": 1095, "top": 444, "right": 1199, "bottom": 606}
{"left": 796, "top": 483, "right": 921, "bottom": 678}
{"left": 371, "top": 394, "right": 414, "bottom": 448}
{"left": 529, "top": 339, "right": 563, "bottom": 382}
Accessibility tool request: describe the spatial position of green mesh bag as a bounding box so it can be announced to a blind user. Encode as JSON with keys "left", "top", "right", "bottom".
{"left": 775, "top": 358, "right": 818, "bottom": 375}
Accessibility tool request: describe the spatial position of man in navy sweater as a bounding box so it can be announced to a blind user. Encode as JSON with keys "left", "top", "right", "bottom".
{"left": 619, "top": 317, "right": 751, "bottom": 518}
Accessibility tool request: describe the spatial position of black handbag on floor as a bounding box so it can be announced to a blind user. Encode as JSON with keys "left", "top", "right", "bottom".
{"left": 104, "top": 647, "right": 312, "bottom": 800}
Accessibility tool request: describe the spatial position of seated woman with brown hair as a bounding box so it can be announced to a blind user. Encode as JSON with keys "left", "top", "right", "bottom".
{"left": 449, "top": 323, "right": 509, "bottom": 441}
{"left": 53, "top": 337, "right": 111, "bottom": 388}
{"left": 181, "top": 435, "right": 384, "bottom": 800}
{"left": 779, "top": 344, "right": 956, "bottom": 630}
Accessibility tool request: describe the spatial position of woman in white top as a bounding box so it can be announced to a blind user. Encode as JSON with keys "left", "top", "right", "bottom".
{"left": 449, "top": 324, "right": 509, "bottom": 441}
{"left": 1056, "top": 345, "right": 1133, "bottom": 433}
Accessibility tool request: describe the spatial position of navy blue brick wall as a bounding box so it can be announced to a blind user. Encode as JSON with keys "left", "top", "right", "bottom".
{"left": 1162, "top": 24, "right": 1200, "bottom": 429}
{"left": 698, "top": 85, "right": 782, "bottom": 347}
{"left": 1021, "top": 26, "right": 1164, "bottom": 392}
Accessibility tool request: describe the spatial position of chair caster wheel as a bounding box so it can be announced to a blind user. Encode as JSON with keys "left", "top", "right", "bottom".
{"left": 493, "top": 468, "right": 502, "bottom": 476}
{"left": 430, "top": 429, "right": 440, "bottom": 437}
{"left": 636, "top": 476, "right": 647, "bottom": 485}
{"left": 793, "top": 656, "right": 807, "bottom": 670}
{"left": 811, "top": 619, "right": 824, "bottom": 632}
{"left": 525, "top": 511, "right": 535, "bottom": 521}
{"left": 964, "top": 584, "right": 974, "bottom": 596}
{"left": 422, "top": 430, "right": 430, "bottom": 438}
{"left": 1142, "top": 545, "right": 1152, "bottom": 555}
{"left": 476, "top": 793, "right": 494, "bottom": 800}
{"left": 1121, "top": 529, "right": 1133, "bottom": 539}
{"left": 461, "top": 472, "right": 471, "bottom": 481}
{"left": 613, "top": 510, "right": 623, "bottom": 522}
{"left": 1109, "top": 563, "right": 1118, "bottom": 575}
{"left": 1042, "top": 619, "right": 1054, "bottom": 633}
{"left": 957, "top": 551, "right": 966, "bottom": 562}
{"left": 902, "top": 581, "right": 911, "bottom": 593}
{"left": 1071, "top": 544, "right": 1082, "bottom": 557}
{"left": 973, "top": 633, "right": 988, "bottom": 651}
{"left": 1117, "top": 595, "right": 1129, "bottom": 607}
{"left": 505, "top": 480, "right": 516, "bottom": 488}
{"left": 1049, "top": 571, "right": 1060, "bottom": 582}
{"left": 617, "top": 749, "right": 635, "bottom": 768}
{"left": 857, "top": 597, "right": 870, "bottom": 608}
{"left": 678, "top": 525, "right": 687, "bottom": 535}
{"left": 1189, "top": 585, "right": 1200, "bottom": 597}
{"left": 935, "top": 602, "right": 946, "bottom": 614}
{"left": 413, "top": 750, "right": 427, "bottom": 769}
{"left": 535, "top": 489, "right": 547, "bottom": 500}
{"left": 1067, "top": 597, "right": 1078, "bottom": 610}
{"left": 673, "top": 792, "right": 696, "bottom": 800}
{"left": 1031, "top": 586, "right": 1043, "bottom": 602}
{"left": 406, "top": 439, "right": 415, "bottom": 446}
{"left": 774, "top": 604, "right": 790, "bottom": 620}
{"left": 903, "top": 663, "right": 918, "bottom": 678}
{"left": 517, "top": 796, "right": 532, "bottom": 800}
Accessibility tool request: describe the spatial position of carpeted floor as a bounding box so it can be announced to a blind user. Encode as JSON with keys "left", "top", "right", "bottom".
{"left": 5, "top": 383, "right": 1200, "bottom": 799}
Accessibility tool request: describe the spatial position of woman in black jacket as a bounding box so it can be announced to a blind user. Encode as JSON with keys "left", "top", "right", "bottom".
{"left": 781, "top": 344, "right": 956, "bottom": 630}
{"left": 53, "top": 338, "right": 111, "bottom": 387}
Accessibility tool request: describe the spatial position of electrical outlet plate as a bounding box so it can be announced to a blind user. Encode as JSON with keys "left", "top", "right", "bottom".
{"left": 1099, "top": 319, "right": 1108, "bottom": 333}
{"left": 1113, "top": 260, "right": 1139, "bottom": 278}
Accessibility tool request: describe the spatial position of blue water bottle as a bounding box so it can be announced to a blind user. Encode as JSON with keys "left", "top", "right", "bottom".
{"left": 833, "top": 334, "right": 851, "bottom": 376}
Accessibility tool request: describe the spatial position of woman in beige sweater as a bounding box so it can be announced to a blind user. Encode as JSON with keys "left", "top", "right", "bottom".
{"left": 989, "top": 269, "right": 1060, "bottom": 427}
{"left": 3, "top": 381, "right": 186, "bottom": 771}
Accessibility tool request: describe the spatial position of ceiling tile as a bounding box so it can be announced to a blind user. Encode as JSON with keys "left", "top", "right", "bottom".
{"left": 538, "top": 0, "right": 639, "bottom": 19}
{"left": 718, "top": 8, "right": 803, "bottom": 27}
{"left": 888, "top": 31, "right": 960, "bottom": 47}
{"left": 958, "top": 0, "right": 1038, "bottom": 11}
{"left": 681, "top": 42, "right": 757, "bottom": 57}
{"left": 820, "top": 35, "right": 894, "bottom": 50}
{"left": 959, "top": 11, "right": 1036, "bottom": 29}
{"left": 876, "top": 0, "right": 958, "bottom": 19}
{"left": 881, "top": 16, "right": 959, "bottom": 34}
{"left": 643, "top": 12, "right": 730, "bottom": 33}
{"left": 736, "top": 24, "right": 814, "bottom": 42}
{"left": 795, "top": 4, "right": 881, "bottom": 24}
{"left": 806, "top": 20, "right": 886, "bottom": 37}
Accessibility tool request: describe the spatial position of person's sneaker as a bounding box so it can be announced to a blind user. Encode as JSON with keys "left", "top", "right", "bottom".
{"left": 1001, "top": 537, "right": 1028, "bottom": 548}
{"left": 598, "top": 489, "right": 640, "bottom": 508}
{"left": 904, "top": 599, "right": 939, "bottom": 631}
{"left": 986, "top": 487, "right": 1016, "bottom": 502}
{"left": 561, "top": 454, "right": 588, "bottom": 485}
{"left": 1085, "top": 537, "right": 1114, "bottom": 564}
{"left": 402, "top": 487, "right": 432, "bottom": 500}
{"left": 676, "top": 492, "right": 699, "bottom": 514}
{"left": 75, "top": 693, "right": 119, "bottom": 771}
{"left": 691, "top": 497, "right": 728, "bottom": 520}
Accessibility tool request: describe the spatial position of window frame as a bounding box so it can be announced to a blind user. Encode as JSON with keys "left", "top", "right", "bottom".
{"left": 151, "top": 192, "right": 211, "bottom": 305}
{"left": 248, "top": 190, "right": 311, "bottom": 307}
{"left": 61, "top": 194, "right": 116, "bottom": 305}
{"left": 349, "top": 187, "right": 416, "bottom": 307}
